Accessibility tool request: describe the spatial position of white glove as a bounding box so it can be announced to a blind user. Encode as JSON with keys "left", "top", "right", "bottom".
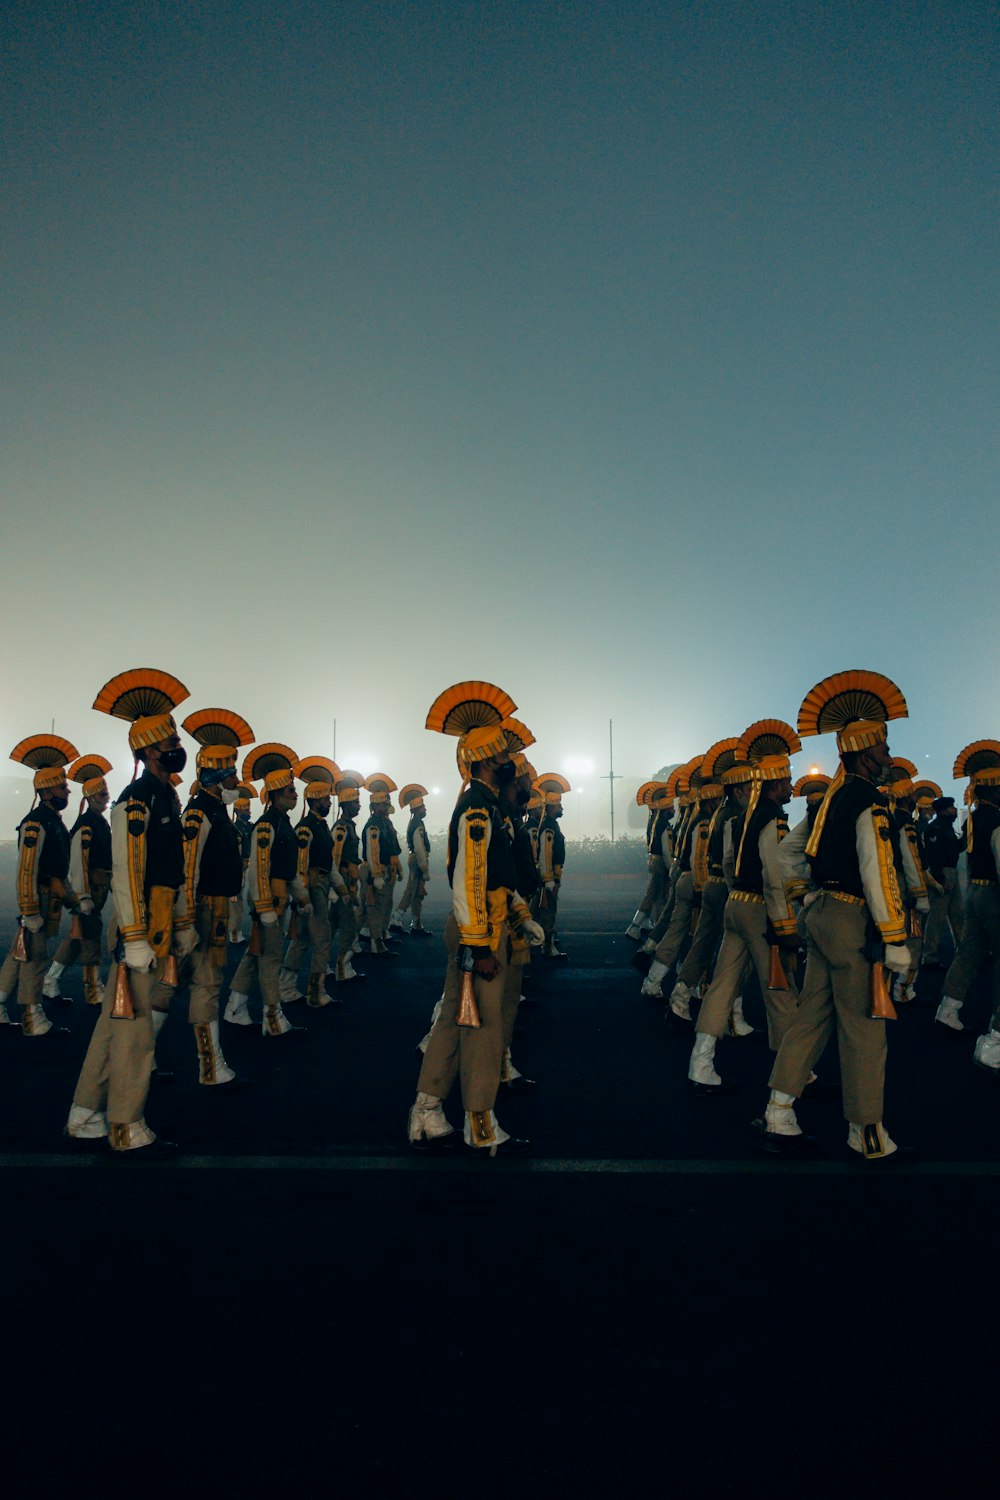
{"left": 544, "top": 881, "right": 556, "bottom": 894}
{"left": 916, "top": 897, "right": 931, "bottom": 914}
{"left": 802, "top": 890, "right": 821, "bottom": 909}
{"left": 124, "top": 940, "right": 157, "bottom": 972}
{"left": 22, "top": 914, "right": 44, "bottom": 933}
{"left": 173, "top": 926, "right": 197, "bottom": 958}
{"left": 523, "top": 919, "right": 545, "bottom": 946}
{"left": 374, "top": 877, "right": 385, "bottom": 892}
{"left": 296, "top": 902, "right": 312, "bottom": 917}
{"left": 260, "top": 910, "right": 279, "bottom": 927}
{"left": 328, "top": 889, "right": 341, "bottom": 907}
{"left": 883, "top": 943, "right": 911, "bottom": 975}
{"left": 78, "top": 897, "right": 95, "bottom": 916}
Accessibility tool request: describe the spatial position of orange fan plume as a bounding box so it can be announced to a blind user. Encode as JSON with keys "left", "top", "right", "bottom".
{"left": 953, "top": 740, "right": 1000, "bottom": 779}
{"left": 67, "top": 754, "right": 113, "bottom": 784}
{"left": 93, "top": 668, "right": 189, "bottom": 721}
{"left": 182, "top": 708, "right": 255, "bottom": 748}
{"left": 797, "top": 670, "right": 907, "bottom": 738}
{"left": 10, "top": 734, "right": 80, "bottom": 770}
{"left": 425, "top": 681, "right": 518, "bottom": 736}
{"left": 701, "top": 738, "right": 741, "bottom": 781}
{"left": 737, "top": 720, "right": 803, "bottom": 763}
{"left": 242, "top": 743, "right": 297, "bottom": 782}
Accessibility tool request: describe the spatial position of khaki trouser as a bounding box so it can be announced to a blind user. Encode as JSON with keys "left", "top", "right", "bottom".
{"left": 0, "top": 887, "right": 59, "bottom": 1011}
{"left": 188, "top": 897, "right": 233, "bottom": 1026}
{"left": 536, "top": 884, "right": 560, "bottom": 951}
{"left": 942, "top": 885, "right": 1000, "bottom": 1017}
{"left": 638, "top": 858, "right": 667, "bottom": 922}
{"left": 418, "top": 914, "right": 508, "bottom": 1113}
{"left": 696, "top": 896, "right": 799, "bottom": 1049}
{"left": 366, "top": 879, "right": 393, "bottom": 942}
{"left": 73, "top": 957, "right": 174, "bottom": 1130}
{"left": 769, "top": 894, "right": 886, "bottom": 1125}
{"left": 231, "top": 918, "right": 285, "bottom": 1004}
{"left": 676, "top": 878, "right": 728, "bottom": 988}
{"left": 397, "top": 856, "right": 427, "bottom": 923}
{"left": 501, "top": 936, "right": 528, "bottom": 1053}
{"left": 923, "top": 868, "right": 965, "bottom": 965}
{"left": 283, "top": 871, "right": 333, "bottom": 979}
{"left": 53, "top": 880, "right": 110, "bottom": 968}
{"left": 647, "top": 868, "right": 681, "bottom": 944}
{"left": 652, "top": 871, "right": 695, "bottom": 968}
{"left": 335, "top": 891, "right": 357, "bottom": 966}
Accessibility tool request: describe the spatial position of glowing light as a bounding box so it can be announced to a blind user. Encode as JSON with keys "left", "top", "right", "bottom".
{"left": 564, "top": 756, "right": 594, "bottom": 775}
{"left": 809, "top": 765, "right": 820, "bottom": 775}
{"left": 431, "top": 787, "right": 440, "bottom": 796}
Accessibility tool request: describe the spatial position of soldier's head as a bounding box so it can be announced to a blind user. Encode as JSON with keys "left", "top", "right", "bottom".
{"left": 468, "top": 749, "right": 514, "bottom": 793}
{"left": 932, "top": 796, "right": 957, "bottom": 823}
{"left": 308, "top": 793, "right": 332, "bottom": 818}
{"left": 138, "top": 731, "right": 187, "bottom": 783}
{"left": 87, "top": 786, "right": 111, "bottom": 814}
{"left": 974, "top": 784, "right": 1000, "bottom": 810}
{"left": 271, "top": 782, "right": 297, "bottom": 814}
{"left": 842, "top": 738, "right": 892, "bottom": 785}
{"left": 39, "top": 776, "right": 70, "bottom": 813}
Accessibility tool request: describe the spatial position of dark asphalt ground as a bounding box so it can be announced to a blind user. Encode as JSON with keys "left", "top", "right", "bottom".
{"left": 4, "top": 870, "right": 999, "bottom": 1497}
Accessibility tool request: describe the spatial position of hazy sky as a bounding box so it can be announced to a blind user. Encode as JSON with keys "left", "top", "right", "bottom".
{"left": 4, "top": 1, "right": 998, "bottom": 832}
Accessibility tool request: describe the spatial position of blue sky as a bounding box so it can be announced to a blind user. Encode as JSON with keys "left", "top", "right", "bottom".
{"left": 3, "top": 2, "right": 997, "bottom": 831}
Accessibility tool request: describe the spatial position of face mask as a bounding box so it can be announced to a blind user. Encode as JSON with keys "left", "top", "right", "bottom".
{"left": 221, "top": 787, "right": 239, "bottom": 805}
{"left": 516, "top": 785, "right": 531, "bottom": 806}
{"left": 50, "top": 793, "right": 70, "bottom": 812}
{"left": 494, "top": 762, "right": 517, "bottom": 786}
{"left": 159, "top": 747, "right": 188, "bottom": 774}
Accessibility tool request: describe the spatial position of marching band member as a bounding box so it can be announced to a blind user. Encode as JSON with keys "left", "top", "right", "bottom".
{"left": 179, "top": 706, "right": 256, "bottom": 1085}
{"left": 392, "top": 784, "right": 432, "bottom": 936}
{"left": 533, "top": 772, "right": 571, "bottom": 960}
{"left": 227, "top": 743, "right": 310, "bottom": 1037}
{"left": 0, "top": 734, "right": 79, "bottom": 1035}
{"left": 762, "top": 672, "right": 913, "bottom": 1162}
{"left": 284, "top": 756, "right": 341, "bottom": 1007}
{"left": 66, "top": 668, "right": 193, "bottom": 1154}
{"left": 43, "top": 753, "right": 114, "bottom": 1007}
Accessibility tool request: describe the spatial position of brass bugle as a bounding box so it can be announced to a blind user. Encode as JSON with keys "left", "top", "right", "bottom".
{"left": 870, "top": 961, "right": 897, "bottom": 1021}
{"left": 13, "top": 924, "right": 28, "bottom": 962}
{"left": 110, "top": 962, "right": 136, "bottom": 1020}
{"left": 910, "top": 912, "right": 923, "bottom": 940}
{"left": 69, "top": 914, "right": 84, "bottom": 941}
{"left": 248, "top": 921, "right": 261, "bottom": 956}
{"left": 456, "top": 969, "right": 482, "bottom": 1029}
{"left": 767, "top": 944, "right": 788, "bottom": 990}
{"left": 164, "top": 953, "right": 179, "bottom": 987}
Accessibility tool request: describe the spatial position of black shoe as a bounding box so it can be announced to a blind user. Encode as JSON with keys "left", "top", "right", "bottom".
{"left": 921, "top": 960, "right": 945, "bottom": 973}
{"left": 518, "top": 995, "right": 539, "bottom": 1008}
{"left": 757, "top": 1128, "right": 819, "bottom": 1155}
{"left": 150, "top": 1068, "right": 176, "bottom": 1085}
{"left": 205, "top": 1074, "right": 256, "bottom": 1092}
{"left": 543, "top": 951, "right": 569, "bottom": 962}
{"left": 687, "top": 1078, "right": 735, "bottom": 1095}
{"left": 26, "top": 1025, "right": 70, "bottom": 1038}
{"left": 410, "top": 1130, "right": 462, "bottom": 1153}
{"left": 632, "top": 950, "right": 653, "bottom": 976}
{"left": 849, "top": 1144, "right": 918, "bottom": 1165}
{"left": 503, "top": 1075, "right": 538, "bottom": 1095}
{"left": 62, "top": 1132, "right": 108, "bottom": 1153}
{"left": 464, "top": 1137, "right": 532, "bottom": 1157}
{"left": 266, "top": 1025, "right": 307, "bottom": 1039}
{"left": 46, "top": 993, "right": 73, "bottom": 1007}
{"left": 111, "top": 1136, "right": 180, "bottom": 1161}
{"left": 409, "top": 928, "right": 433, "bottom": 938}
